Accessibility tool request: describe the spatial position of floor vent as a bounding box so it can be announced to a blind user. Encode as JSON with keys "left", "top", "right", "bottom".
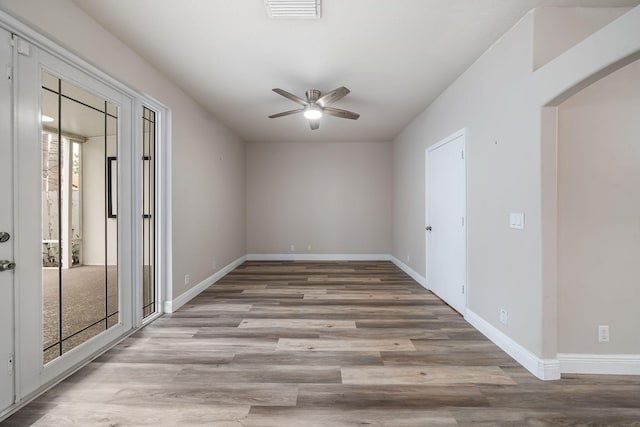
{"left": 265, "top": 0, "right": 321, "bottom": 19}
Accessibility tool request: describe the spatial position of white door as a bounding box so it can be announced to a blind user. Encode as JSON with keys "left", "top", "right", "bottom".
{"left": 13, "top": 37, "right": 134, "bottom": 400}
{"left": 0, "top": 27, "right": 15, "bottom": 414}
{"left": 426, "top": 129, "right": 466, "bottom": 314}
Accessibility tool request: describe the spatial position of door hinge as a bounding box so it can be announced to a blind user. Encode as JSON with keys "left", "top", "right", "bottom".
{"left": 15, "top": 38, "right": 30, "bottom": 56}
{"left": 6, "top": 65, "right": 11, "bottom": 81}
{"left": 461, "top": 285, "right": 465, "bottom": 294}
{"left": 7, "top": 353, "right": 13, "bottom": 376}
{"left": 461, "top": 217, "right": 465, "bottom": 226}
{"left": 461, "top": 150, "right": 464, "bottom": 160}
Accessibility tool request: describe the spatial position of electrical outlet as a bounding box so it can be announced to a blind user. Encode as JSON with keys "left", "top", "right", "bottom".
{"left": 407, "top": 255, "right": 411, "bottom": 262}
{"left": 499, "top": 308, "right": 508, "bottom": 325}
{"left": 184, "top": 274, "right": 190, "bottom": 285}
{"left": 598, "top": 325, "right": 610, "bottom": 342}
{"left": 307, "top": 244, "right": 312, "bottom": 251}
{"left": 290, "top": 244, "right": 295, "bottom": 251}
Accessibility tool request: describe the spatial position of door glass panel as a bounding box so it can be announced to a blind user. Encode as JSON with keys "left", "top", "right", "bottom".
{"left": 142, "top": 106, "right": 156, "bottom": 318}
{"left": 42, "top": 72, "right": 119, "bottom": 364}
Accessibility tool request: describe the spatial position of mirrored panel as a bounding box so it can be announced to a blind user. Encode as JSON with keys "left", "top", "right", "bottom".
{"left": 42, "top": 72, "right": 119, "bottom": 364}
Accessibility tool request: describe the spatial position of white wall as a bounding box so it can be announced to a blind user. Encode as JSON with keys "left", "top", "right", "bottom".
{"left": 533, "top": 7, "right": 629, "bottom": 70}
{"left": 557, "top": 59, "right": 640, "bottom": 355}
{"left": 0, "top": 0, "right": 247, "bottom": 301}
{"left": 394, "top": 11, "right": 545, "bottom": 355}
{"left": 392, "top": 5, "right": 640, "bottom": 370}
{"left": 247, "top": 141, "right": 392, "bottom": 256}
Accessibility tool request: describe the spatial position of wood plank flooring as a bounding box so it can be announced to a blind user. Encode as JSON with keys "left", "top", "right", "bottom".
{"left": 5, "top": 261, "right": 640, "bottom": 426}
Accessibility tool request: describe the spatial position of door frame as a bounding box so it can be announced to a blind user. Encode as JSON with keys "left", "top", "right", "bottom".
{"left": 14, "top": 37, "right": 135, "bottom": 400}
{"left": 425, "top": 128, "right": 467, "bottom": 314}
{"left": 0, "top": 25, "right": 15, "bottom": 415}
{"left": 135, "top": 98, "right": 170, "bottom": 327}
{"left": 0, "top": 9, "right": 171, "bottom": 419}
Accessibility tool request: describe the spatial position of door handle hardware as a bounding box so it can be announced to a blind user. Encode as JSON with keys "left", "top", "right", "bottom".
{"left": 0, "top": 260, "right": 16, "bottom": 272}
{"left": 425, "top": 226, "right": 432, "bottom": 231}
{"left": 0, "top": 232, "right": 9, "bottom": 243}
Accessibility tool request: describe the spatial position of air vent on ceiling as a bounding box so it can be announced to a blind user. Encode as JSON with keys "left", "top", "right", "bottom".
{"left": 265, "top": 0, "right": 321, "bottom": 19}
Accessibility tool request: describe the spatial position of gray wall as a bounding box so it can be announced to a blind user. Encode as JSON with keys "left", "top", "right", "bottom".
{"left": 394, "top": 11, "right": 545, "bottom": 355}
{"left": 246, "top": 141, "right": 392, "bottom": 256}
{"left": 392, "top": 7, "right": 638, "bottom": 359}
{"left": 0, "top": 0, "right": 247, "bottom": 301}
{"left": 557, "top": 59, "right": 640, "bottom": 355}
{"left": 532, "top": 7, "right": 629, "bottom": 69}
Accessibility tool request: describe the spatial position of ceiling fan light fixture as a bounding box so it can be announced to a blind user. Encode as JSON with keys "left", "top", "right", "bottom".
{"left": 303, "top": 105, "right": 322, "bottom": 120}
{"left": 269, "top": 87, "right": 358, "bottom": 130}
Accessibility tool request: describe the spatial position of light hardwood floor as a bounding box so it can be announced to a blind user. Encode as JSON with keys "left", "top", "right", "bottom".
{"left": 5, "top": 261, "right": 640, "bottom": 426}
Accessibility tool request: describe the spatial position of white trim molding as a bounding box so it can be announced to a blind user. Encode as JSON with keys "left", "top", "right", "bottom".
{"left": 390, "top": 256, "right": 428, "bottom": 289}
{"left": 558, "top": 353, "right": 640, "bottom": 375}
{"left": 465, "top": 309, "right": 561, "bottom": 380}
{"left": 163, "top": 255, "right": 247, "bottom": 313}
{"left": 246, "top": 253, "right": 391, "bottom": 262}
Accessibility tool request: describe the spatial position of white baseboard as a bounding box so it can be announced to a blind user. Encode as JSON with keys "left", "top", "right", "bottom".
{"left": 245, "top": 253, "right": 391, "bottom": 261}
{"left": 163, "top": 255, "right": 247, "bottom": 313}
{"left": 558, "top": 353, "right": 640, "bottom": 375}
{"left": 465, "top": 309, "right": 560, "bottom": 380}
{"left": 389, "top": 256, "right": 428, "bottom": 289}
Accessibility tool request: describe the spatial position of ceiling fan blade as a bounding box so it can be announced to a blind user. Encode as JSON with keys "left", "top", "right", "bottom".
{"left": 323, "top": 107, "right": 360, "bottom": 120}
{"left": 272, "top": 88, "right": 308, "bottom": 106}
{"left": 317, "top": 86, "right": 350, "bottom": 107}
{"left": 309, "top": 119, "right": 320, "bottom": 130}
{"left": 268, "top": 108, "right": 304, "bottom": 119}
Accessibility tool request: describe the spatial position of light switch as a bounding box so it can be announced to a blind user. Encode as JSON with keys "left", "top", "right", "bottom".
{"left": 509, "top": 212, "right": 524, "bottom": 230}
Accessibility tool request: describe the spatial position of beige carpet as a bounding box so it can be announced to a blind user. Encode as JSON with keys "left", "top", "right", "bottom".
{"left": 43, "top": 266, "right": 118, "bottom": 364}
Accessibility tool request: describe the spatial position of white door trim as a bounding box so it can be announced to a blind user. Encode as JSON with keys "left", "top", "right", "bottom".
{"left": 0, "top": 26, "right": 16, "bottom": 415}
{"left": 425, "top": 128, "right": 467, "bottom": 314}
{"left": 427, "top": 128, "right": 466, "bottom": 152}
{"left": 135, "top": 97, "right": 171, "bottom": 327}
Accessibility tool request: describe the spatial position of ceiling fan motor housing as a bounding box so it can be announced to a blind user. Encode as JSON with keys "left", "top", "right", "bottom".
{"left": 305, "top": 89, "right": 321, "bottom": 103}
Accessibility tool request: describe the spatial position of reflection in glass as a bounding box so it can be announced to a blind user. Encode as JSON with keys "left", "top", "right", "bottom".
{"left": 142, "top": 107, "right": 156, "bottom": 318}
{"left": 42, "top": 72, "right": 119, "bottom": 364}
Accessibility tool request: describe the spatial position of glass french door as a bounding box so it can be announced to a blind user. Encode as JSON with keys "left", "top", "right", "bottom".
{"left": 40, "top": 72, "right": 121, "bottom": 364}
{"left": 14, "top": 38, "right": 134, "bottom": 399}
{"left": 142, "top": 106, "right": 157, "bottom": 318}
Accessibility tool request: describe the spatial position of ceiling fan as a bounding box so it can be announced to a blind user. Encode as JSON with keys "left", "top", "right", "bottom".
{"left": 268, "top": 86, "right": 360, "bottom": 130}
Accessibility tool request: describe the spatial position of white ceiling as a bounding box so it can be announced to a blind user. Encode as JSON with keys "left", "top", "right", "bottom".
{"left": 73, "top": 0, "right": 639, "bottom": 143}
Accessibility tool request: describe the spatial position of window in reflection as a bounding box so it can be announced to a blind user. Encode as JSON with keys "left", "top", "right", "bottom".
{"left": 41, "top": 72, "right": 119, "bottom": 364}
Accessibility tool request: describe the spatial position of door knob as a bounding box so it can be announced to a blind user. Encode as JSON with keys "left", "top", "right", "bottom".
{"left": 0, "top": 232, "right": 9, "bottom": 243}
{"left": 0, "top": 260, "right": 16, "bottom": 272}
{"left": 425, "top": 226, "right": 432, "bottom": 231}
